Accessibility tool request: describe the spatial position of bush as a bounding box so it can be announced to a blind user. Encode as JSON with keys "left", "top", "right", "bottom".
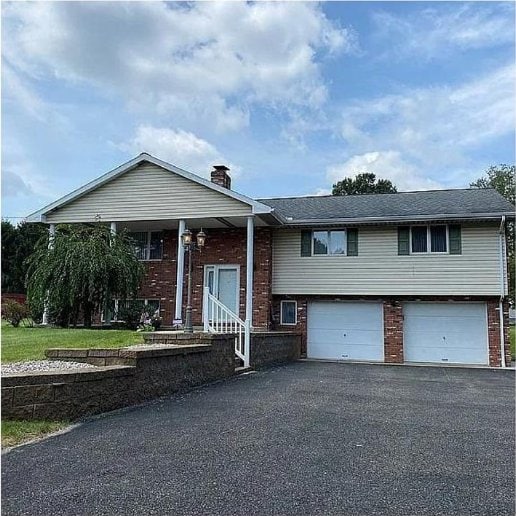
{"left": 117, "top": 301, "right": 146, "bottom": 331}
{"left": 2, "top": 300, "right": 29, "bottom": 327}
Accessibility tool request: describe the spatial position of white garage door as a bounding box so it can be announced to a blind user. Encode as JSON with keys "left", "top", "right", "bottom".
{"left": 307, "top": 302, "right": 384, "bottom": 361}
{"left": 403, "top": 303, "right": 488, "bottom": 365}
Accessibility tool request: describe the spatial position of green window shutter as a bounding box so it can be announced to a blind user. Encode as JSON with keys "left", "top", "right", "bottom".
{"left": 347, "top": 228, "right": 358, "bottom": 256}
{"left": 398, "top": 226, "right": 410, "bottom": 255}
{"left": 301, "top": 230, "right": 312, "bottom": 257}
{"left": 449, "top": 225, "right": 462, "bottom": 254}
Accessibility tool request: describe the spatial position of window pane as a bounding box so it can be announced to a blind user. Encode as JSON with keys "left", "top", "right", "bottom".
{"left": 411, "top": 227, "right": 427, "bottom": 253}
{"left": 146, "top": 300, "right": 160, "bottom": 317}
{"left": 281, "top": 301, "right": 296, "bottom": 324}
{"left": 313, "top": 231, "right": 328, "bottom": 255}
{"left": 149, "top": 231, "right": 163, "bottom": 259}
{"left": 329, "top": 231, "right": 345, "bottom": 255}
{"left": 431, "top": 226, "right": 447, "bottom": 252}
{"left": 128, "top": 232, "right": 148, "bottom": 260}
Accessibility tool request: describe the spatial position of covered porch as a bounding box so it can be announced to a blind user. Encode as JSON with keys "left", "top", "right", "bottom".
{"left": 28, "top": 154, "right": 282, "bottom": 368}
{"left": 44, "top": 215, "right": 275, "bottom": 367}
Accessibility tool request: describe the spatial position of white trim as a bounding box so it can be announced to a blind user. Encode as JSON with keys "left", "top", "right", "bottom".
{"left": 246, "top": 215, "right": 254, "bottom": 324}
{"left": 129, "top": 230, "right": 163, "bottom": 261}
{"left": 280, "top": 300, "right": 297, "bottom": 325}
{"left": 41, "top": 224, "right": 56, "bottom": 326}
{"left": 174, "top": 219, "right": 186, "bottom": 322}
{"left": 312, "top": 229, "right": 347, "bottom": 256}
{"left": 409, "top": 224, "right": 449, "bottom": 255}
{"left": 26, "top": 153, "right": 275, "bottom": 222}
{"left": 280, "top": 212, "right": 515, "bottom": 226}
{"left": 203, "top": 264, "right": 241, "bottom": 319}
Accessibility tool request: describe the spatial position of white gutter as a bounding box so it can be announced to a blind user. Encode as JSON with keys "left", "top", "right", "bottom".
{"left": 498, "top": 215, "right": 506, "bottom": 368}
{"left": 280, "top": 212, "right": 515, "bottom": 227}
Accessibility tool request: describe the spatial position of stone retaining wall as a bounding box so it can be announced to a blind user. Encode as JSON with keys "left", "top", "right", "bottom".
{"left": 250, "top": 332, "right": 301, "bottom": 368}
{"left": 3, "top": 334, "right": 234, "bottom": 421}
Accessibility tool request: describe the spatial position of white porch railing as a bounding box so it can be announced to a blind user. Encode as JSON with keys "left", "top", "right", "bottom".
{"left": 203, "top": 287, "right": 250, "bottom": 367}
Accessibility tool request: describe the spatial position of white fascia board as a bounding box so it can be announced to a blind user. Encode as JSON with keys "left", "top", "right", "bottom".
{"left": 26, "top": 153, "right": 274, "bottom": 222}
{"left": 283, "top": 212, "right": 516, "bottom": 227}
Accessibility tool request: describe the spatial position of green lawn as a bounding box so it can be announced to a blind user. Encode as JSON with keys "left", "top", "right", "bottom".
{"left": 2, "top": 420, "right": 70, "bottom": 447}
{"left": 511, "top": 326, "right": 515, "bottom": 361}
{"left": 1, "top": 323, "right": 143, "bottom": 363}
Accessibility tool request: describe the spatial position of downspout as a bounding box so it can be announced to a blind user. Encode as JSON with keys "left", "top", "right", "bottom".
{"left": 498, "top": 215, "right": 506, "bottom": 368}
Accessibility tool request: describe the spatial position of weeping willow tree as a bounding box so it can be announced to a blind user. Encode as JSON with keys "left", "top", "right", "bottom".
{"left": 26, "top": 224, "right": 144, "bottom": 327}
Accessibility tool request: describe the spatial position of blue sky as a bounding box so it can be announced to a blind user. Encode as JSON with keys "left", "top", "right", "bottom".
{"left": 2, "top": 1, "right": 514, "bottom": 221}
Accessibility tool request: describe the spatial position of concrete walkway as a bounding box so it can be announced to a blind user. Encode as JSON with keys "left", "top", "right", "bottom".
{"left": 2, "top": 362, "right": 514, "bottom": 515}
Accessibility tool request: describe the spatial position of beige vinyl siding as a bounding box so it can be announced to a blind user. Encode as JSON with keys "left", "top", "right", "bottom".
{"left": 272, "top": 225, "right": 502, "bottom": 296}
{"left": 45, "top": 163, "right": 252, "bottom": 223}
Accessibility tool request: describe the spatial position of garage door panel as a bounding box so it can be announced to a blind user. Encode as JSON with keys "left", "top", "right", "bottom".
{"left": 403, "top": 302, "right": 488, "bottom": 365}
{"left": 309, "top": 342, "right": 384, "bottom": 361}
{"left": 308, "top": 304, "right": 383, "bottom": 331}
{"left": 308, "top": 302, "right": 384, "bottom": 362}
{"left": 405, "top": 315, "right": 486, "bottom": 335}
{"left": 309, "top": 328, "right": 383, "bottom": 347}
{"left": 403, "top": 330, "right": 485, "bottom": 350}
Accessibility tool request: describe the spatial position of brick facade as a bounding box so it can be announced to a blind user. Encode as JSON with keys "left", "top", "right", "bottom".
{"left": 487, "top": 299, "right": 512, "bottom": 367}
{"left": 272, "top": 295, "right": 510, "bottom": 367}
{"left": 133, "top": 227, "right": 273, "bottom": 328}
{"left": 383, "top": 300, "right": 404, "bottom": 364}
{"left": 99, "top": 224, "right": 510, "bottom": 368}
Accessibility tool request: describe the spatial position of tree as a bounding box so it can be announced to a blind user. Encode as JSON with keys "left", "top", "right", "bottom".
{"left": 470, "top": 164, "right": 515, "bottom": 304}
{"left": 332, "top": 172, "right": 397, "bottom": 196}
{"left": 26, "top": 224, "right": 145, "bottom": 327}
{"left": 1, "top": 220, "right": 47, "bottom": 293}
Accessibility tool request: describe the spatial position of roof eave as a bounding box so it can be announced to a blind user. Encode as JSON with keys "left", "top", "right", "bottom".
{"left": 25, "top": 153, "right": 274, "bottom": 222}
{"left": 281, "top": 212, "right": 515, "bottom": 227}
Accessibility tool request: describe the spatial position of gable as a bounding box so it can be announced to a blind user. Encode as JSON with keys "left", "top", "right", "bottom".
{"left": 44, "top": 162, "right": 253, "bottom": 223}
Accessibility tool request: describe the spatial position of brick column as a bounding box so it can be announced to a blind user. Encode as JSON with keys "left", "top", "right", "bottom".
{"left": 252, "top": 228, "right": 273, "bottom": 329}
{"left": 384, "top": 300, "right": 403, "bottom": 363}
{"left": 503, "top": 299, "right": 511, "bottom": 367}
{"left": 487, "top": 299, "right": 511, "bottom": 367}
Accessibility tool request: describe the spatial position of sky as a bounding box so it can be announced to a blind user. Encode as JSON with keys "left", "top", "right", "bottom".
{"left": 1, "top": 1, "right": 515, "bottom": 221}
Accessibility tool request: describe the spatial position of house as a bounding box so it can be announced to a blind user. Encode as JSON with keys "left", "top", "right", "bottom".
{"left": 27, "top": 153, "right": 514, "bottom": 368}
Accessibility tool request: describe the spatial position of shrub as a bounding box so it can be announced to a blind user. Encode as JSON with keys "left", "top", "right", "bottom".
{"left": 117, "top": 300, "right": 146, "bottom": 331}
{"left": 2, "top": 300, "right": 29, "bottom": 327}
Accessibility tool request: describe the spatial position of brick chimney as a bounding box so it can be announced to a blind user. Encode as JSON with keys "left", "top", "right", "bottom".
{"left": 211, "top": 165, "right": 231, "bottom": 189}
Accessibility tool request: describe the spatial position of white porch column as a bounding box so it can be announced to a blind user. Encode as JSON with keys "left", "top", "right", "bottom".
{"left": 41, "top": 224, "right": 56, "bottom": 326}
{"left": 174, "top": 219, "right": 186, "bottom": 324}
{"left": 246, "top": 216, "right": 254, "bottom": 325}
{"left": 103, "top": 222, "right": 117, "bottom": 326}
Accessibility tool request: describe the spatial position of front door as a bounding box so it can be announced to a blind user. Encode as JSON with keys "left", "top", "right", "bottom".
{"left": 205, "top": 265, "right": 240, "bottom": 317}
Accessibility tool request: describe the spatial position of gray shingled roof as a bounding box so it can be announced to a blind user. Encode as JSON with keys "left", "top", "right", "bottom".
{"left": 258, "top": 188, "right": 515, "bottom": 223}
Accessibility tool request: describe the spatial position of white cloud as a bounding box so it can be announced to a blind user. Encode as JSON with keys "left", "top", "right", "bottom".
{"left": 327, "top": 151, "right": 443, "bottom": 192}
{"left": 118, "top": 126, "right": 237, "bottom": 178}
{"left": 310, "top": 187, "right": 332, "bottom": 197}
{"left": 1, "top": 140, "right": 56, "bottom": 202}
{"left": 1, "top": 170, "right": 34, "bottom": 197}
{"left": 2, "top": 1, "right": 355, "bottom": 132}
{"left": 338, "top": 64, "right": 515, "bottom": 182}
{"left": 373, "top": 3, "right": 514, "bottom": 60}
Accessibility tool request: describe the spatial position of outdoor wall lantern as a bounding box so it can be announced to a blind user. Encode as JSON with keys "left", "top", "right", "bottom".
{"left": 181, "top": 228, "right": 207, "bottom": 333}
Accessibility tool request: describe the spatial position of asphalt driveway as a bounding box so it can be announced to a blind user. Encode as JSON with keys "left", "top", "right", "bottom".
{"left": 2, "top": 362, "right": 514, "bottom": 515}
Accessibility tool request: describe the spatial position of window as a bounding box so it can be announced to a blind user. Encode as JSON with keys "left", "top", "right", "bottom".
{"left": 280, "top": 300, "right": 297, "bottom": 325}
{"left": 411, "top": 227, "right": 428, "bottom": 253}
{"left": 430, "top": 226, "right": 447, "bottom": 252}
{"left": 410, "top": 225, "right": 448, "bottom": 254}
{"left": 313, "top": 230, "right": 346, "bottom": 255}
{"left": 103, "top": 299, "right": 160, "bottom": 323}
{"left": 128, "top": 231, "right": 163, "bottom": 260}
